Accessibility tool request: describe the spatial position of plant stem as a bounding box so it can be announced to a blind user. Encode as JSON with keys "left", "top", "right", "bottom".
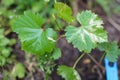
{"left": 52, "top": 14, "right": 61, "bottom": 30}
{"left": 87, "top": 54, "right": 105, "bottom": 71}
{"left": 99, "top": 52, "right": 106, "bottom": 64}
{"left": 57, "top": 35, "right": 65, "bottom": 41}
{"left": 73, "top": 53, "right": 85, "bottom": 69}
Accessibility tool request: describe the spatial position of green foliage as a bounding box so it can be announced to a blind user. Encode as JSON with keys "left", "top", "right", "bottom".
{"left": 98, "top": 42, "right": 120, "bottom": 62}
{"left": 10, "top": 1, "right": 120, "bottom": 80}
{"left": 12, "top": 11, "right": 57, "bottom": 55}
{"left": 0, "top": 29, "right": 12, "bottom": 66}
{"left": 37, "top": 48, "right": 61, "bottom": 79}
{"left": 54, "top": 2, "right": 75, "bottom": 23}
{"left": 11, "top": 63, "right": 25, "bottom": 78}
{"left": 51, "top": 48, "right": 61, "bottom": 60}
{"left": 65, "top": 11, "right": 108, "bottom": 53}
{"left": 37, "top": 48, "right": 61, "bottom": 71}
{"left": 57, "top": 65, "right": 81, "bottom": 80}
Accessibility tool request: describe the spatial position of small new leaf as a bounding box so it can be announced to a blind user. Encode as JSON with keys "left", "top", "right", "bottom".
{"left": 98, "top": 42, "right": 120, "bottom": 62}
{"left": 57, "top": 65, "right": 81, "bottom": 80}
{"left": 65, "top": 10, "right": 108, "bottom": 53}
{"left": 51, "top": 48, "right": 61, "bottom": 60}
{"left": 54, "top": 2, "right": 75, "bottom": 23}
{"left": 12, "top": 11, "right": 57, "bottom": 55}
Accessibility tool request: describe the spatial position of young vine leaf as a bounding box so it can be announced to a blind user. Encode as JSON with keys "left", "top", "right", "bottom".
{"left": 51, "top": 48, "right": 61, "bottom": 60}
{"left": 65, "top": 10, "right": 108, "bottom": 53}
{"left": 98, "top": 42, "right": 120, "bottom": 62}
{"left": 54, "top": 2, "right": 75, "bottom": 23}
{"left": 57, "top": 65, "right": 81, "bottom": 80}
{"left": 12, "top": 11, "right": 57, "bottom": 55}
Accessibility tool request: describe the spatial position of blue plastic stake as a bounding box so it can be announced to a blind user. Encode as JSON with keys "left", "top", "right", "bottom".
{"left": 105, "top": 58, "right": 119, "bottom": 80}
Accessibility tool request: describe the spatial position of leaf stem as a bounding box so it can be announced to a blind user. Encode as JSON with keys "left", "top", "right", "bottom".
{"left": 99, "top": 52, "right": 106, "bottom": 64}
{"left": 52, "top": 14, "right": 61, "bottom": 30}
{"left": 87, "top": 54, "right": 105, "bottom": 72}
{"left": 57, "top": 35, "right": 65, "bottom": 41}
{"left": 73, "top": 53, "right": 85, "bottom": 69}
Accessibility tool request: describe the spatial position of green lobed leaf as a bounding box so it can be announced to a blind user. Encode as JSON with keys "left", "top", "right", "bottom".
{"left": 98, "top": 42, "right": 120, "bottom": 62}
{"left": 54, "top": 2, "right": 75, "bottom": 23}
{"left": 12, "top": 11, "right": 57, "bottom": 55}
{"left": 57, "top": 65, "right": 81, "bottom": 80}
{"left": 77, "top": 10, "right": 103, "bottom": 26}
{"left": 65, "top": 10, "right": 108, "bottom": 53}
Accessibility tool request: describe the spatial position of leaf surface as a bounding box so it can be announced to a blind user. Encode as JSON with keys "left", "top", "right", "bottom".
{"left": 57, "top": 65, "right": 81, "bottom": 80}
{"left": 65, "top": 11, "right": 108, "bottom": 53}
{"left": 12, "top": 11, "right": 57, "bottom": 55}
{"left": 51, "top": 48, "right": 61, "bottom": 60}
{"left": 98, "top": 42, "right": 120, "bottom": 62}
{"left": 54, "top": 2, "right": 75, "bottom": 23}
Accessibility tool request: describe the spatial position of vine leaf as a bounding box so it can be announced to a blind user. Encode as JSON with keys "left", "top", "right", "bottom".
{"left": 12, "top": 11, "right": 57, "bottom": 55}
{"left": 65, "top": 10, "right": 108, "bottom": 53}
{"left": 98, "top": 42, "right": 120, "bottom": 62}
{"left": 57, "top": 65, "right": 81, "bottom": 80}
{"left": 54, "top": 2, "right": 75, "bottom": 23}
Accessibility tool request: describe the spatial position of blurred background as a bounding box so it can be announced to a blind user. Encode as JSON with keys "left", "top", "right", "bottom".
{"left": 0, "top": 0, "right": 120, "bottom": 80}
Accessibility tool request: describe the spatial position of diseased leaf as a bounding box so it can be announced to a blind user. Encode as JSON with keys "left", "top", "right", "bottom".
{"left": 65, "top": 10, "right": 108, "bottom": 53}
{"left": 77, "top": 10, "right": 103, "bottom": 26}
{"left": 57, "top": 65, "right": 81, "bottom": 80}
{"left": 54, "top": 2, "right": 75, "bottom": 23}
{"left": 98, "top": 42, "right": 120, "bottom": 62}
{"left": 12, "top": 11, "right": 57, "bottom": 55}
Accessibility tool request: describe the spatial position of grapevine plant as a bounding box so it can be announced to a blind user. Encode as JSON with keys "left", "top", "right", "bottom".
{"left": 12, "top": 2, "right": 120, "bottom": 80}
